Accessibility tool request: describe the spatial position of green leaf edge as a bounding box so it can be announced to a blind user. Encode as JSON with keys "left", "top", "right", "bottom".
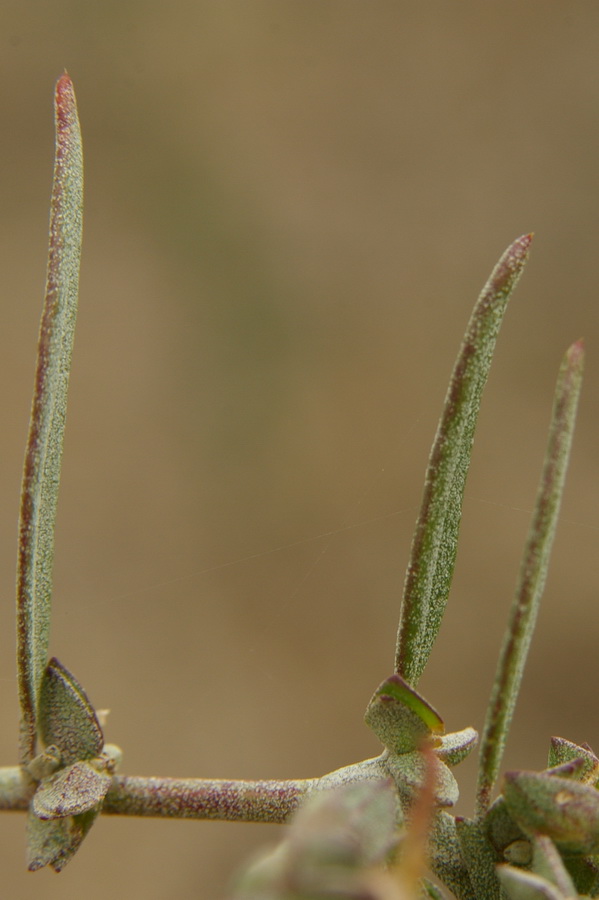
{"left": 371, "top": 673, "right": 444, "bottom": 731}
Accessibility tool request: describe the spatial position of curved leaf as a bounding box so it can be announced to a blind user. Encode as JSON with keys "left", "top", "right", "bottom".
{"left": 364, "top": 673, "right": 444, "bottom": 754}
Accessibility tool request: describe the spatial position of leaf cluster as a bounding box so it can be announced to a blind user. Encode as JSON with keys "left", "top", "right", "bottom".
{"left": 0, "top": 76, "right": 594, "bottom": 899}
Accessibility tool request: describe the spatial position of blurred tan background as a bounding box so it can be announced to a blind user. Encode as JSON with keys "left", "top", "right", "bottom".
{"left": 0, "top": 2, "right": 599, "bottom": 897}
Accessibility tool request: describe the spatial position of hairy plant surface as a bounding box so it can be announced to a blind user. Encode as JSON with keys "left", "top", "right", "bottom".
{"left": 0, "top": 76, "right": 592, "bottom": 900}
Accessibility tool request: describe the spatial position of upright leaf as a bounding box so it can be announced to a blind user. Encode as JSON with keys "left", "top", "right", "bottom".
{"left": 16, "top": 74, "right": 83, "bottom": 763}
{"left": 38, "top": 658, "right": 104, "bottom": 765}
{"left": 395, "top": 235, "right": 532, "bottom": 684}
{"left": 476, "top": 340, "right": 584, "bottom": 815}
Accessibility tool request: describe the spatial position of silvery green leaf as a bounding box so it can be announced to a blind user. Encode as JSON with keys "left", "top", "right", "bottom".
{"left": 477, "top": 340, "right": 584, "bottom": 814}
{"left": 503, "top": 770, "right": 599, "bottom": 855}
{"left": 16, "top": 74, "right": 83, "bottom": 764}
{"left": 32, "top": 760, "right": 111, "bottom": 820}
{"left": 38, "top": 657, "right": 103, "bottom": 764}
{"left": 434, "top": 728, "right": 478, "bottom": 767}
{"left": 26, "top": 804, "right": 97, "bottom": 872}
{"left": 395, "top": 235, "right": 532, "bottom": 686}
{"left": 26, "top": 809, "right": 72, "bottom": 871}
{"left": 364, "top": 673, "right": 444, "bottom": 754}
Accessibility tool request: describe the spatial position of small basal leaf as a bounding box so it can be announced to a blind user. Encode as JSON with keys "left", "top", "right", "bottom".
{"left": 26, "top": 744, "right": 62, "bottom": 782}
{"left": 27, "top": 805, "right": 100, "bottom": 872}
{"left": 395, "top": 235, "right": 532, "bottom": 686}
{"left": 434, "top": 727, "right": 478, "bottom": 767}
{"left": 16, "top": 73, "right": 84, "bottom": 764}
{"left": 33, "top": 760, "right": 111, "bottom": 820}
{"left": 364, "top": 674, "right": 444, "bottom": 755}
{"left": 26, "top": 810, "right": 73, "bottom": 872}
{"left": 38, "top": 658, "right": 103, "bottom": 764}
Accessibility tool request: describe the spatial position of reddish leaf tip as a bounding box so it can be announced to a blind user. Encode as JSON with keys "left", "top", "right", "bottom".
{"left": 55, "top": 72, "right": 73, "bottom": 94}
{"left": 496, "top": 233, "right": 533, "bottom": 280}
{"left": 564, "top": 338, "right": 585, "bottom": 374}
{"left": 513, "top": 232, "right": 533, "bottom": 252}
{"left": 55, "top": 73, "right": 77, "bottom": 127}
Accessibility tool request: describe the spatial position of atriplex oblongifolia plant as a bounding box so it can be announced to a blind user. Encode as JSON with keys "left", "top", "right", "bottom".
{"left": 0, "top": 74, "right": 592, "bottom": 899}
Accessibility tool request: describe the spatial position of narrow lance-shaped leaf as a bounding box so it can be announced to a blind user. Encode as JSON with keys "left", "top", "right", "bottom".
{"left": 476, "top": 340, "right": 584, "bottom": 816}
{"left": 16, "top": 74, "right": 83, "bottom": 763}
{"left": 395, "top": 235, "right": 532, "bottom": 684}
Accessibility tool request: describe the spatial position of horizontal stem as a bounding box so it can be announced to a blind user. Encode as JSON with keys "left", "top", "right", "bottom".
{"left": 0, "top": 755, "right": 391, "bottom": 822}
{"left": 0, "top": 766, "right": 317, "bottom": 822}
{"left": 102, "top": 775, "right": 316, "bottom": 822}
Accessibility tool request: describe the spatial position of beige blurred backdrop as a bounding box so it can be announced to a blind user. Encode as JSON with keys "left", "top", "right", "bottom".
{"left": 1, "top": 2, "right": 599, "bottom": 897}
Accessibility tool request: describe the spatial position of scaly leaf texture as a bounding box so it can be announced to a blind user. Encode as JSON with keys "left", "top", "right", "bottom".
{"left": 38, "top": 658, "right": 104, "bottom": 765}
{"left": 16, "top": 74, "right": 83, "bottom": 764}
{"left": 476, "top": 340, "right": 584, "bottom": 816}
{"left": 395, "top": 235, "right": 532, "bottom": 684}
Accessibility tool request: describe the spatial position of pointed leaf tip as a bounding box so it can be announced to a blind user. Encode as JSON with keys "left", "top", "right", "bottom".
{"left": 567, "top": 338, "right": 584, "bottom": 362}
{"left": 494, "top": 233, "right": 533, "bottom": 286}
{"left": 55, "top": 74, "right": 79, "bottom": 135}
